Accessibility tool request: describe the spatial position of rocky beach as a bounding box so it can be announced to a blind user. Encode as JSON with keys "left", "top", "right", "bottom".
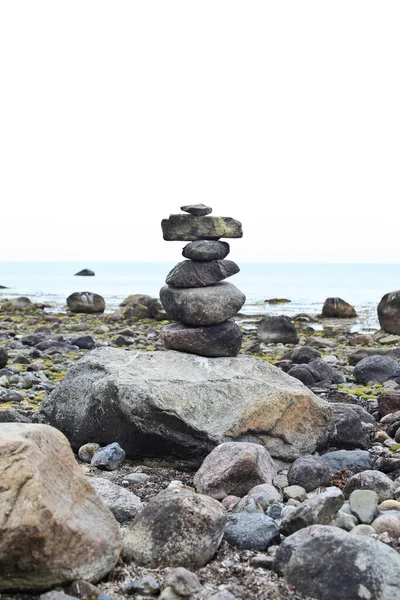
{"left": 2, "top": 208, "right": 400, "bottom": 600}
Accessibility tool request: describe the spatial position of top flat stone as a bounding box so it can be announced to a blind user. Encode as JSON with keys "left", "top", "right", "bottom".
{"left": 181, "top": 203, "right": 212, "bottom": 216}
{"left": 162, "top": 215, "right": 243, "bottom": 241}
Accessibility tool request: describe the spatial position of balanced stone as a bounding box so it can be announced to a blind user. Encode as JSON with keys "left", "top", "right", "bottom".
{"left": 160, "top": 282, "right": 246, "bottom": 326}
{"left": 161, "top": 321, "right": 242, "bottom": 357}
{"left": 166, "top": 259, "right": 239, "bottom": 288}
{"left": 180, "top": 203, "right": 212, "bottom": 216}
{"left": 161, "top": 214, "right": 243, "bottom": 241}
{"left": 182, "top": 240, "right": 230, "bottom": 261}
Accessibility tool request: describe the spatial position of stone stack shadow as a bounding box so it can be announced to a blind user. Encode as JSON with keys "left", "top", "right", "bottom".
{"left": 159, "top": 204, "right": 246, "bottom": 357}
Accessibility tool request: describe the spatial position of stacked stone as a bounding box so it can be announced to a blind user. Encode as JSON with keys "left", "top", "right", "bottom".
{"left": 159, "top": 204, "right": 246, "bottom": 357}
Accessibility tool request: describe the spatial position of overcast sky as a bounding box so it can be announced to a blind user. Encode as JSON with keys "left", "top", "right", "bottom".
{"left": 1, "top": 1, "right": 399, "bottom": 263}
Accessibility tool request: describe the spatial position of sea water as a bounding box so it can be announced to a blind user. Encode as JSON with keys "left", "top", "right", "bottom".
{"left": 0, "top": 262, "right": 399, "bottom": 332}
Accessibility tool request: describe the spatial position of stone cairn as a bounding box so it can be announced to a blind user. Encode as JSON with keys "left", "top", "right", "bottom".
{"left": 159, "top": 204, "right": 246, "bottom": 357}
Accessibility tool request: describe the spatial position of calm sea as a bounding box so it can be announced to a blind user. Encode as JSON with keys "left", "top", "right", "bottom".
{"left": 0, "top": 262, "right": 399, "bottom": 332}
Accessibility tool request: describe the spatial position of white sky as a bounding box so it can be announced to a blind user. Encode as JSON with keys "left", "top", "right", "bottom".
{"left": 0, "top": 1, "right": 399, "bottom": 263}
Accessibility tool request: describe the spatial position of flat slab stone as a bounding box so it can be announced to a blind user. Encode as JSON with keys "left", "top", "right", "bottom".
{"left": 182, "top": 240, "right": 230, "bottom": 261}
{"left": 36, "top": 349, "right": 334, "bottom": 463}
{"left": 180, "top": 204, "right": 212, "bottom": 216}
{"left": 161, "top": 320, "right": 242, "bottom": 357}
{"left": 166, "top": 259, "right": 239, "bottom": 288}
{"left": 161, "top": 215, "right": 243, "bottom": 241}
{"left": 160, "top": 282, "right": 246, "bottom": 326}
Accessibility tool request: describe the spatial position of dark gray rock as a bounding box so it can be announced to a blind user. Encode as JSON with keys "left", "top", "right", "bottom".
{"left": 0, "top": 391, "right": 24, "bottom": 403}
{"left": 160, "top": 282, "right": 246, "bottom": 326}
{"left": 0, "top": 410, "right": 31, "bottom": 423}
{"left": 36, "top": 349, "right": 334, "bottom": 463}
{"left": 330, "top": 404, "right": 369, "bottom": 450}
{"left": 161, "top": 214, "right": 242, "bottom": 241}
{"left": 287, "top": 366, "right": 315, "bottom": 387}
{"left": 280, "top": 487, "right": 344, "bottom": 536}
{"left": 0, "top": 347, "right": 8, "bottom": 369}
{"left": 331, "top": 403, "right": 377, "bottom": 427}
{"left": 75, "top": 269, "right": 95, "bottom": 276}
{"left": 165, "top": 259, "right": 239, "bottom": 288}
{"left": 354, "top": 355, "right": 399, "bottom": 384}
{"left": 224, "top": 513, "right": 279, "bottom": 550}
{"left": 115, "top": 335, "right": 135, "bottom": 347}
{"left": 287, "top": 346, "right": 321, "bottom": 364}
{"left": 378, "top": 392, "right": 400, "bottom": 417}
{"left": 122, "top": 577, "right": 160, "bottom": 596}
{"left": 307, "top": 358, "right": 335, "bottom": 382}
{"left": 349, "top": 346, "right": 400, "bottom": 365}
{"left": 180, "top": 203, "right": 212, "bottom": 216}
{"left": 275, "top": 524, "right": 400, "bottom": 600}
{"left": 193, "top": 442, "right": 277, "bottom": 500}
{"left": 287, "top": 456, "right": 331, "bottom": 492}
{"left": 91, "top": 443, "right": 126, "bottom": 470}
{"left": 257, "top": 316, "right": 299, "bottom": 345}
{"left": 67, "top": 292, "right": 105, "bottom": 314}
{"left": 182, "top": 240, "right": 230, "bottom": 261}
{"left": 71, "top": 335, "right": 95, "bottom": 350}
{"left": 343, "top": 471, "right": 397, "bottom": 502}
{"left": 123, "top": 488, "right": 226, "bottom": 569}
{"left": 322, "top": 297, "right": 357, "bottom": 318}
{"left": 161, "top": 321, "right": 242, "bottom": 357}
{"left": 378, "top": 290, "right": 400, "bottom": 335}
{"left": 321, "top": 450, "right": 373, "bottom": 475}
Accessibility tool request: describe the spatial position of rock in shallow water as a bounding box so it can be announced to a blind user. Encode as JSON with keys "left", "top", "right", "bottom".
{"left": 165, "top": 259, "right": 239, "bottom": 288}
{"left": 36, "top": 349, "right": 334, "bottom": 463}
{"left": 67, "top": 292, "right": 105, "bottom": 314}
{"left": 161, "top": 320, "right": 242, "bottom": 357}
{"left": 0, "top": 423, "right": 121, "bottom": 591}
{"left": 378, "top": 290, "right": 400, "bottom": 335}
{"left": 160, "top": 282, "right": 246, "bottom": 326}
{"left": 322, "top": 297, "right": 357, "bottom": 318}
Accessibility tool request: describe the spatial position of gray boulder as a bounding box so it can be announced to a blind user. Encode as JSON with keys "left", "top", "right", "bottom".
{"left": 160, "top": 282, "right": 245, "bottom": 326}
{"left": 287, "top": 455, "right": 331, "bottom": 492}
{"left": 182, "top": 240, "right": 230, "bottom": 261}
{"left": 123, "top": 488, "right": 226, "bottom": 568}
{"left": 37, "top": 349, "right": 334, "bottom": 463}
{"left": 165, "top": 259, "right": 239, "bottom": 288}
{"left": 287, "top": 346, "right": 321, "bottom": 363}
{"left": 161, "top": 214, "right": 242, "bottom": 241}
{"left": 224, "top": 513, "right": 279, "bottom": 550}
{"left": 257, "top": 316, "right": 299, "bottom": 345}
{"left": 287, "top": 365, "right": 315, "bottom": 388}
{"left": 343, "top": 471, "right": 397, "bottom": 502}
{"left": 89, "top": 478, "right": 143, "bottom": 523}
{"left": 280, "top": 487, "right": 344, "bottom": 536}
{"left": 0, "top": 347, "right": 8, "bottom": 369}
{"left": 330, "top": 405, "right": 369, "bottom": 450}
{"left": 161, "top": 321, "right": 242, "bottom": 357}
{"left": 275, "top": 524, "right": 400, "bottom": 600}
{"left": 378, "top": 290, "right": 400, "bottom": 335}
{"left": 193, "top": 442, "right": 277, "bottom": 500}
{"left": 354, "top": 355, "right": 399, "bottom": 384}
{"left": 321, "top": 450, "right": 373, "bottom": 475}
{"left": 67, "top": 292, "right": 105, "bottom": 314}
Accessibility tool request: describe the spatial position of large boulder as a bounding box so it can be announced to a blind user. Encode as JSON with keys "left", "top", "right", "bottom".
{"left": 161, "top": 214, "right": 243, "bottom": 241}
{"left": 378, "top": 290, "right": 400, "bottom": 335}
{"left": 165, "top": 259, "right": 239, "bottom": 287}
{"left": 67, "top": 292, "right": 105, "bottom": 314}
{"left": 193, "top": 442, "right": 277, "bottom": 500}
{"left": 123, "top": 487, "right": 226, "bottom": 569}
{"left": 322, "top": 297, "right": 357, "bottom": 318}
{"left": 275, "top": 525, "right": 400, "bottom": 600}
{"left": 160, "top": 282, "right": 245, "bottom": 326}
{"left": 0, "top": 423, "right": 121, "bottom": 591}
{"left": 257, "top": 316, "right": 299, "bottom": 345}
{"left": 36, "top": 349, "right": 334, "bottom": 463}
{"left": 354, "top": 355, "right": 399, "bottom": 384}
